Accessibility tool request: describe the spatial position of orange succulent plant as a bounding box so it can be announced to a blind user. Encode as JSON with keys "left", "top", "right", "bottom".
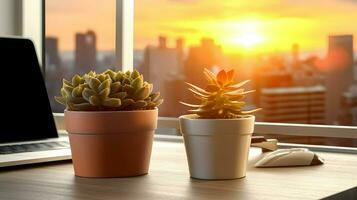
{"left": 181, "top": 68, "right": 261, "bottom": 119}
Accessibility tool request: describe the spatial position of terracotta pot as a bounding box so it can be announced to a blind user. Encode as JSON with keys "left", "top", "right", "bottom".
{"left": 65, "top": 109, "right": 158, "bottom": 178}
{"left": 179, "top": 114, "right": 255, "bottom": 180}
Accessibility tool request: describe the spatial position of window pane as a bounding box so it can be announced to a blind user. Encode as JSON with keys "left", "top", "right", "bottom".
{"left": 45, "top": 0, "right": 116, "bottom": 112}
{"left": 134, "top": 0, "right": 357, "bottom": 146}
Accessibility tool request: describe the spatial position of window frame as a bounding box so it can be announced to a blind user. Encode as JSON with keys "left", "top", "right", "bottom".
{"left": 22, "top": 0, "right": 44, "bottom": 68}
{"left": 46, "top": 0, "right": 357, "bottom": 143}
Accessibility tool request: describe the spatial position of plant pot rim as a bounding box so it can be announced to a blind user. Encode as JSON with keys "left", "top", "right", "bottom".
{"left": 179, "top": 114, "right": 254, "bottom": 121}
{"left": 65, "top": 107, "right": 158, "bottom": 114}
{"left": 65, "top": 108, "right": 158, "bottom": 134}
{"left": 179, "top": 114, "right": 255, "bottom": 136}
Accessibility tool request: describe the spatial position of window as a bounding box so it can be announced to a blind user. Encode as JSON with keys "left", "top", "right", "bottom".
{"left": 44, "top": 0, "right": 357, "bottom": 149}
{"left": 45, "top": 0, "right": 117, "bottom": 112}
{"left": 133, "top": 0, "right": 357, "bottom": 147}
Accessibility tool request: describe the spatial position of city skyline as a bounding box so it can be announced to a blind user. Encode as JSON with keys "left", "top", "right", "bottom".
{"left": 46, "top": 0, "right": 357, "bottom": 54}
{"left": 45, "top": 30, "right": 357, "bottom": 126}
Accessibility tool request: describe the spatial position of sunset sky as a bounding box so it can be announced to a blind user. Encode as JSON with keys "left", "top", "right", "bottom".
{"left": 46, "top": 0, "right": 357, "bottom": 54}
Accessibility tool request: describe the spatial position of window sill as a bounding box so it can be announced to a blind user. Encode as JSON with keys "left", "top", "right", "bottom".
{"left": 54, "top": 113, "right": 357, "bottom": 153}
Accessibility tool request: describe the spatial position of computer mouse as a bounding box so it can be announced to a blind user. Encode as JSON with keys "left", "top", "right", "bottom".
{"left": 255, "top": 148, "right": 324, "bottom": 168}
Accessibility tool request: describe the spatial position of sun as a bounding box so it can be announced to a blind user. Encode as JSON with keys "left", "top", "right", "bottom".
{"left": 235, "top": 31, "right": 264, "bottom": 48}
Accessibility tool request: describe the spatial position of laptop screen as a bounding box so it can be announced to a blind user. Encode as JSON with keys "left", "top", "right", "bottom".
{"left": 0, "top": 37, "right": 58, "bottom": 143}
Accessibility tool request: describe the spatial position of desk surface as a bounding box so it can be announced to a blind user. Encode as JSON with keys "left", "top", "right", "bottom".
{"left": 0, "top": 140, "right": 356, "bottom": 200}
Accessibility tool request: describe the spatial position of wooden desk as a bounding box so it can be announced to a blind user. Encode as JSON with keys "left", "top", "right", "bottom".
{"left": 0, "top": 140, "right": 356, "bottom": 200}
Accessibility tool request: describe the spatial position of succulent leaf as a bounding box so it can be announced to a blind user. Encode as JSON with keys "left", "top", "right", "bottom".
{"left": 188, "top": 89, "right": 210, "bottom": 98}
{"left": 217, "top": 70, "right": 228, "bottom": 86}
{"left": 60, "top": 88, "right": 66, "bottom": 97}
{"left": 150, "top": 92, "right": 160, "bottom": 102}
{"left": 71, "top": 103, "right": 93, "bottom": 111}
{"left": 203, "top": 68, "right": 218, "bottom": 85}
{"left": 110, "top": 92, "right": 127, "bottom": 99}
{"left": 98, "top": 79, "right": 111, "bottom": 91}
{"left": 88, "top": 78, "right": 101, "bottom": 92}
{"left": 131, "top": 76, "right": 143, "bottom": 90}
{"left": 185, "top": 82, "right": 210, "bottom": 95}
{"left": 103, "top": 98, "right": 121, "bottom": 107}
{"left": 121, "top": 99, "right": 135, "bottom": 108}
{"left": 154, "top": 99, "right": 164, "bottom": 107}
{"left": 104, "top": 69, "right": 116, "bottom": 80}
{"left": 99, "top": 88, "right": 110, "bottom": 98}
{"left": 68, "top": 96, "right": 87, "bottom": 104}
{"left": 205, "top": 84, "right": 220, "bottom": 92}
{"left": 89, "top": 95, "right": 101, "bottom": 106}
{"left": 134, "top": 86, "right": 150, "bottom": 100}
{"left": 63, "top": 79, "right": 72, "bottom": 87}
{"left": 226, "top": 70, "right": 235, "bottom": 82}
{"left": 131, "top": 70, "right": 140, "bottom": 79}
{"left": 72, "top": 86, "right": 83, "bottom": 97}
{"left": 72, "top": 75, "right": 82, "bottom": 86}
{"left": 240, "top": 108, "right": 262, "bottom": 115}
{"left": 180, "top": 102, "right": 201, "bottom": 108}
{"left": 97, "top": 74, "right": 107, "bottom": 82}
{"left": 82, "top": 88, "right": 96, "bottom": 102}
{"left": 114, "top": 73, "right": 123, "bottom": 82}
{"left": 63, "top": 85, "right": 74, "bottom": 96}
{"left": 122, "top": 84, "right": 135, "bottom": 94}
{"left": 123, "top": 77, "right": 131, "bottom": 85}
{"left": 110, "top": 82, "right": 121, "bottom": 93}
{"left": 133, "top": 100, "right": 147, "bottom": 108}
{"left": 55, "top": 96, "right": 66, "bottom": 105}
{"left": 226, "top": 80, "right": 250, "bottom": 90}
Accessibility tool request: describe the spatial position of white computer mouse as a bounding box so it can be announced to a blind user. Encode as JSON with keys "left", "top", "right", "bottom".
{"left": 255, "top": 148, "right": 324, "bottom": 168}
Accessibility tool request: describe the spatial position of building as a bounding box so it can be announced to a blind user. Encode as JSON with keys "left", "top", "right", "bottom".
{"left": 184, "top": 38, "right": 223, "bottom": 87}
{"left": 338, "top": 84, "right": 357, "bottom": 126}
{"left": 162, "top": 74, "right": 187, "bottom": 117}
{"left": 75, "top": 30, "right": 97, "bottom": 74}
{"left": 45, "top": 37, "right": 61, "bottom": 70}
{"left": 259, "top": 85, "right": 326, "bottom": 124}
{"left": 325, "top": 35, "right": 354, "bottom": 124}
{"left": 139, "top": 36, "right": 184, "bottom": 116}
{"left": 45, "top": 37, "right": 66, "bottom": 112}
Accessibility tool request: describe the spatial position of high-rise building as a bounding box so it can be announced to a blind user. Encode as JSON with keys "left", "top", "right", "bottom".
{"left": 45, "top": 37, "right": 61, "bottom": 70}
{"left": 291, "top": 43, "right": 300, "bottom": 71}
{"left": 259, "top": 85, "right": 326, "bottom": 124}
{"left": 184, "top": 38, "right": 223, "bottom": 87}
{"left": 325, "top": 35, "right": 354, "bottom": 124}
{"left": 338, "top": 84, "right": 357, "bottom": 126}
{"left": 75, "top": 30, "right": 97, "bottom": 74}
{"left": 45, "top": 37, "right": 66, "bottom": 113}
{"left": 139, "top": 36, "right": 184, "bottom": 116}
{"left": 162, "top": 74, "right": 187, "bottom": 117}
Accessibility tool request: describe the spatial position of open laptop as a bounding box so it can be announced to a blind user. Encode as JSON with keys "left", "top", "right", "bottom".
{"left": 0, "top": 37, "right": 71, "bottom": 167}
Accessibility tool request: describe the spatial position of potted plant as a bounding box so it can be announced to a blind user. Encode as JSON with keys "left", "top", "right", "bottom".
{"left": 179, "top": 68, "right": 261, "bottom": 180}
{"left": 55, "top": 69, "right": 163, "bottom": 178}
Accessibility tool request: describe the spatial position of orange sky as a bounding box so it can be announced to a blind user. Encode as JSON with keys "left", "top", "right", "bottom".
{"left": 46, "top": 0, "right": 357, "bottom": 54}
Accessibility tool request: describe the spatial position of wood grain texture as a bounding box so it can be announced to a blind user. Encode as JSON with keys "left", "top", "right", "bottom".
{"left": 0, "top": 140, "right": 356, "bottom": 200}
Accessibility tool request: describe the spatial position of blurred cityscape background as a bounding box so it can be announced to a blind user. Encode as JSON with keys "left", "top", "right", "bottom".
{"left": 46, "top": 32, "right": 357, "bottom": 127}
{"left": 45, "top": 0, "right": 357, "bottom": 146}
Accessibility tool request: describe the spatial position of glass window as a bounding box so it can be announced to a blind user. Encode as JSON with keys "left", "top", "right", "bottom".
{"left": 45, "top": 0, "right": 116, "bottom": 112}
{"left": 134, "top": 0, "right": 357, "bottom": 146}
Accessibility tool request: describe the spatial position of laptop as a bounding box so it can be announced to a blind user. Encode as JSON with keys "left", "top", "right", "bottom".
{"left": 0, "top": 37, "right": 71, "bottom": 167}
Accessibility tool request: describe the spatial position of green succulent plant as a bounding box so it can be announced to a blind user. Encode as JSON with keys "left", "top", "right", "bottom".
{"left": 181, "top": 68, "right": 261, "bottom": 119}
{"left": 55, "top": 69, "right": 163, "bottom": 111}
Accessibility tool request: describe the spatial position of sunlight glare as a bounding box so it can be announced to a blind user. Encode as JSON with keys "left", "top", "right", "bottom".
{"left": 235, "top": 31, "right": 264, "bottom": 48}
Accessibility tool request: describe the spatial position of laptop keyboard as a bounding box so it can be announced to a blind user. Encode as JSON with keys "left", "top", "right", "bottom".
{"left": 0, "top": 141, "right": 70, "bottom": 154}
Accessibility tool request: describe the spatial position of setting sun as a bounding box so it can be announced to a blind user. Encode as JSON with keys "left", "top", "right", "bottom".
{"left": 234, "top": 31, "right": 264, "bottom": 48}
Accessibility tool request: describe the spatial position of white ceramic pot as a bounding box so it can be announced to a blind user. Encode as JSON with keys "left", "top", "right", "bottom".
{"left": 179, "top": 114, "right": 255, "bottom": 180}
